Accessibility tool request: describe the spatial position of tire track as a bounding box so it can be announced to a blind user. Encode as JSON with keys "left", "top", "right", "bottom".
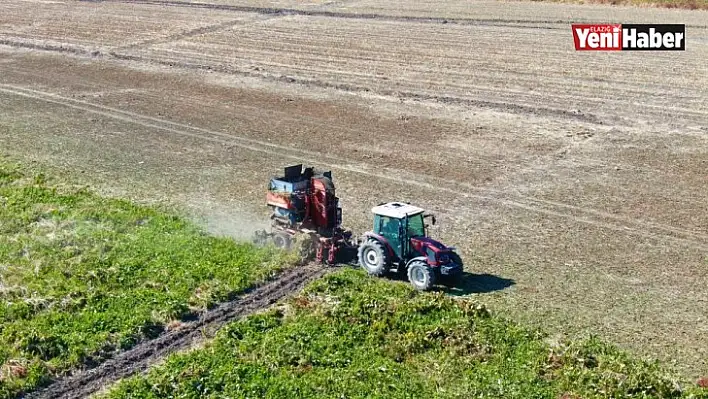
{"left": 2, "top": 84, "right": 707, "bottom": 251}
{"left": 108, "top": 52, "right": 607, "bottom": 125}
{"left": 23, "top": 264, "right": 328, "bottom": 399}
{"left": 76, "top": 0, "right": 708, "bottom": 30}
{"left": 0, "top": 39, "right": 606, "bottom": 124}
{"left": 76, "top": 0, "right": 573, "bottom": 29}
{"left": 199, "top": 23, "right": 705, "bottom": 113}
{"left": 112, "top": 18, "right": 253, "bottom": 51}
{"left": 2, "top": 38, "right": 704, "bottom": 125}
{"left": 0, "top": 39, "right": 100, "bottom": 57}
{"left": 5, "top": 25, "right": 703, "bottom": 125}
{"left": 111, "top": 11, "right": 283, "bottom": 51}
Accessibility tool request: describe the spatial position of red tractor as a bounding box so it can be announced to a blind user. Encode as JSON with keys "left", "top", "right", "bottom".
{"left": 254, "top": 165, "right": 463, "bottom": 290}
{"left": 357, "top": 202, "right": 463, "bottom": 290}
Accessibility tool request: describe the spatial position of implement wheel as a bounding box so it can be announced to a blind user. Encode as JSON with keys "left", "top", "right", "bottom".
{"left": 272, "top": 232, "right": 291, "bottom": 250}
{"left": 407, "top": 260, "right": 436, "bottom": 291}
{"left": 252, "top": 229, "right": 269, "bottom": 246}
{"left": 357, "top": 239, "right": 389, "bottom": 277}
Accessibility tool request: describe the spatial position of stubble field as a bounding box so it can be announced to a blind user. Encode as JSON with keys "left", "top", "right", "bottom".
{"left": 1, "top": 0, "right": 707, "bottom": 382}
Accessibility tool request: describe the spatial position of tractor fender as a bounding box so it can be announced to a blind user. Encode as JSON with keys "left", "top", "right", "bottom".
{"left": 405, "top": 256, "right": 429, "bottom": 269}
{"left": 362, "top": 232, "right": 396, "bottom": 258}
{"left": 411, "top": 241, "right": 442, "bottom": 266}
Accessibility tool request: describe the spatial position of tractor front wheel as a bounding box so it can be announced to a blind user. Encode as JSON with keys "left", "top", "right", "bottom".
{"left": 407, "top": 260, "right": 436, "bottom": 291}
{"left": 358, "top": 239, "right": 389, "bottom": 277}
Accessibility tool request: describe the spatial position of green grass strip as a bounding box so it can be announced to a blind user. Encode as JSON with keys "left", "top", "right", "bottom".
{"left": 0, "top": 159, "right": 293, "bottom": 397}
{"left": 107, "top": 269, "right": 708, "bottom": 399}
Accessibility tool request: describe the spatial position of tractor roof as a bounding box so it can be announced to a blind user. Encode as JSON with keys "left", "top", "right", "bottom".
{"left": 371, "top": 202, "right": 425, "bottom": 219}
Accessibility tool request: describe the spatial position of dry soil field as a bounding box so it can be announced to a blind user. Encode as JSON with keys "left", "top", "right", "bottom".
{"left": 1, "top": 0, "right": 707, "bottom": 378}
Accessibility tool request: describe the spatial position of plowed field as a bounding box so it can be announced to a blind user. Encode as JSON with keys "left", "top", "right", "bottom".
{"left": 1, "top": 0, "right": 707, "bottom": 378}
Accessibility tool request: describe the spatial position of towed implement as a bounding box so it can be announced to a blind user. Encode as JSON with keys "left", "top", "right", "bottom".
{"left": 254, "top": 165, "right": 463, "bottom": 290}
{"left": 253, "top": 164, "right": 355, "bottom": 264}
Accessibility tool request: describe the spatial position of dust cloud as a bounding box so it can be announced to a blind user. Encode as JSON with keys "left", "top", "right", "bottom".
{"left": 185, "top": 201, "right": 271, "bottom": 241}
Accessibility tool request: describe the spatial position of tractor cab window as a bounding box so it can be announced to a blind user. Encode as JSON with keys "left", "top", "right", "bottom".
{"left": 407, "top": 214, "right": 425, "bottom": 237}
{"left": 377, "top": 215, "right": 400, "bottom": 240}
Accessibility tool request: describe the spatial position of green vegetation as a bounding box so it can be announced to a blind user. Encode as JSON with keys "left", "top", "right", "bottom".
{"left": 534, "top": 0, "right": 708, "bottom": 10}
{"left": 612, "top": 0, "right": 707, "bottom": 9}
{"left": 107, "top": 270, "right": 707, "bottom": 399}
{"left": 0, "top": 159, "right": 293, "bottom": 398}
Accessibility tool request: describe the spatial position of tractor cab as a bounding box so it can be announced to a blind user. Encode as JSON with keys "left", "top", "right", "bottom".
{"left": 371, "top": 202, "right": 431, "bottom": 260}
{"left": 358, "top": 202, "right": 463, "bottom": 290}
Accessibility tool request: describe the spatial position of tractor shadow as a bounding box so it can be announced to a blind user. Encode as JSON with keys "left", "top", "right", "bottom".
{"left": 382, "top": 270, "right": 514, "bottom": 295}
{"left": 441, "top": 272, "right": 515, "bottom": 295}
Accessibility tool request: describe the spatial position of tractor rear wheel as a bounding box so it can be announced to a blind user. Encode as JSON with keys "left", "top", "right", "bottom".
{"left": 407, "top": 260, "right": 436, "bottom": 291}
{"left": 358, "top": 239, "right": 389, "bottom": 277}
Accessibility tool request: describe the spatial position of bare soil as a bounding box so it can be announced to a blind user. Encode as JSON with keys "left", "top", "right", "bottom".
{"left": 0, "top": 0, "right": 707, "bottom": 380}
